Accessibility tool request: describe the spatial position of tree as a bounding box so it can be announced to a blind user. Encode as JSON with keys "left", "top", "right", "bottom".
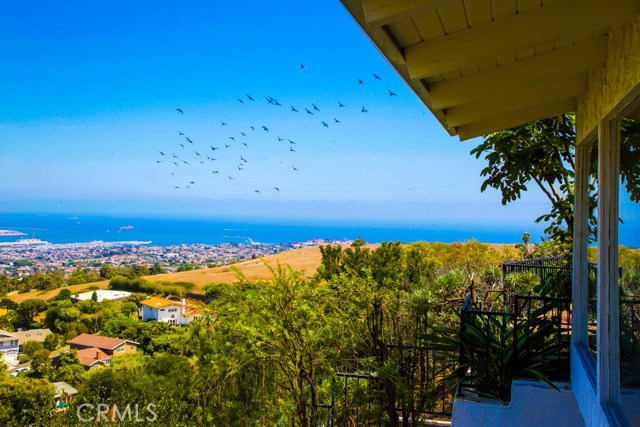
{"left": 91, "top": 291, "right": 98, "bottom": 302}
{"left": 471, "top": 114, "right": 640, "bottom": 243}
{"left": 17, "top": 299, "right": 48, "bottom": 324}
{"left": 0, "top": 377, "right": 55, "bottom": 426}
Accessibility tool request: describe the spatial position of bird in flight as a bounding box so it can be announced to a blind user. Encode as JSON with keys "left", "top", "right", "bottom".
{"left": 274, "top": 187, "right": 280, "bottom": 192}
{"left": 290, "top": 146, "right": 296, "bottom": 152}
{"left": 195, "top": 151, "right": 201, "bottom": 156}
{"left": 178, "top": 131, "right": 184, "bottom": 136}
{"left": 229, "top": 136, "right": 235, "bottom": 141}
{"left": 174, "top": 186, "right": 180, "bottom": 189}
{"left": 338, "top": 101, "right": 345, "bottom": 108}
{"left": 170, "top": 172, "right": 175, "bottom": 177}
{"left": 240, "top": 132, "right": 246, "bottom": 137}
{"left": 312, "top": 103, "right": 320, "bottom": 112}
{"left": 388, "top": 89, "right": 397, "bottom": 96}
{"left": 185, "top": 137, "right": 193, "bottom": 144}
{"left": 305, "top": 108, "right": 313, "bottom": 115}
{"left": 246, "top": 94, "right": 254, "bottom": 101}
{"left": 292, "top": 166, "right": 298, "bottom": 171}
{"left": 179, "top": 144, "right": 185, "bottom": 148}
{"left": 321, "top": 121, "right": 329, "bottom": 128}
{"left": 334, "top": 117, "right": 341, "bottom": 123}
{"left": 158, "top": 151, "right": 165, "bottom": 156}
{"left": 242, "top": 142, "right": 248, "bottom": 147}
{"left": 182, "top": 160, "right": 189, "bottom": 165}
{"left": 156, "top": 160, "right": 162, "bottom": 164}
{"left": 176, "top": 108, "right": 183, "bottom": 114}
{"left": 212, "top": 170, "right": 219, "bottom": 174}
{"left": 291, "top": 105, "right": 298, "bottom": 112}
{"left": 373, "top": 73, "right": 381, "bottom": 80}
{"left": 221, "top": 121, "right": 228, "bottom": 126}
{"left": 277, "top": 136, "right": 284, "bottom": 141}
{"left": 240, "top": 156, "right": 248, "bottom": 162}
{"left": 189, "top": 181, "right": 196, "bottom": 185}
{"left": 225, "top": 143, "right": 231, "bottom": 148}
{"left": 288, "top": 139, "right": 296, "bottom": 144}
{"left": 300, "top": 63, "right": 307, "bottom": 69}
{"left": 210, "top": 146, "right": 218, "bottom": 151}
{"left": 172, "top": 161, "right": 178, "bottom": 166}
{"left": 358, "top": 79, "right": 364, "bottom": 85}
{"left": 172, "top": 153, "right": 178, "bottom": 158}
{"left": 229, "top": 176, "right": 234, "bottom": 180}
{"left": 361, "top": 106, "right": 368, "bottom": 113}
{"left": 250, "top": 126, "right": 255, "bottom": 131}
{"left": 274, "top": 99, "right": 282, "bottom": 107}
{"left": 254, "top": 189, "right": 260, "bottom": 194}
{"left": 262, "top": 125, "right": 269, "bottom": 132}
{"left": 238, "top": 165, "right": 244, "bottom": 170}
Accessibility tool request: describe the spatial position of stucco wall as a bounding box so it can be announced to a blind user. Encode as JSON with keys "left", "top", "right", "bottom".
{"left": 452, "top": 380, "right": 585, "bottom": 427}
{"left": 577, "top": 14, "right": 640, "bottom": 144}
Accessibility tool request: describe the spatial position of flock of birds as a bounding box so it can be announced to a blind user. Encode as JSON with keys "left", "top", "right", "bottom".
{"left": 156, "top": 65, "right": 398, "bottom": 195}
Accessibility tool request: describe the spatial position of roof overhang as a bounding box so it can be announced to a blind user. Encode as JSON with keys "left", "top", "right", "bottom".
{"left": 340, "top": 0, "right": 640, "bottom": 140}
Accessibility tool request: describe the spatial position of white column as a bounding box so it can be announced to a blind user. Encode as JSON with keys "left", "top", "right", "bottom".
{"left": 597, "top": 119, "right": 621, "bottom": 405}
{"left": 572, "top": 144, "right": 591, "bottom": 347}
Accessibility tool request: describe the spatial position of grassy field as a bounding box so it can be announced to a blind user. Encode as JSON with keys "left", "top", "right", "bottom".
{"left": 6, "top": 244, "right": 354, "bottom": 303}
{"left": 7, "top": 242, "right": 519, "bottom": 303}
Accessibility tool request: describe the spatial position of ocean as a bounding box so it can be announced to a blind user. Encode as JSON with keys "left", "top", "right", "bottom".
{"left": 0, "top": 213, "right": 541, "bottom": 246}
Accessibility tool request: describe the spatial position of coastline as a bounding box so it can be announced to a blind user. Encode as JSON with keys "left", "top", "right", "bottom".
{"left": 0, "top": 229, "right": 27, "bottom": 236}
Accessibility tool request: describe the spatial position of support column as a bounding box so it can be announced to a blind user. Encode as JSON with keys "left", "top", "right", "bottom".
{"left": 572, "top": 144, "right": 591, "bottom": 347}
{"left": 597, "top": 118, "right": 621, "bottom": 406}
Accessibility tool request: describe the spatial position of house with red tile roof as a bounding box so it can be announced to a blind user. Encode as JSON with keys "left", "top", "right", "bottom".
{"left": 67, "top": 334, "right": 138, "bottom": 357}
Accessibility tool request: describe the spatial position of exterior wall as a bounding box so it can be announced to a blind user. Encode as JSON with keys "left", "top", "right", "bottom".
{"left": 112, "top": 342, "right": 137, "bottom": 357}
{"left": 140, "top": 302, "right": 194, "bottom": 325}
{"left": 452, "top": 381, "right": 585, "bottom": 427}
{"left": 576, "top": 14, "right": 640, "bottom": 143}
{"left": 0, "top": 339, "right": 19, "bottom": 364}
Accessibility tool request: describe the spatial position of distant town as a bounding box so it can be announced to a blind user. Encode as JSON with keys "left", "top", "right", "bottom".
{"left": 0, "top": 238, "right": 350, "bottom": 276}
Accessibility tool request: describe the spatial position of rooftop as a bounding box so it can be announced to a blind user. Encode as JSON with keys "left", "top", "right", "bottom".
{"left": 67, "top": 333, "right": 138, "bottom": 350}
{"left": 13, "top": 329, "right": 52, "bottom": 345}
{"left": 139, "top": 297, "right": 183, "bottom": 309}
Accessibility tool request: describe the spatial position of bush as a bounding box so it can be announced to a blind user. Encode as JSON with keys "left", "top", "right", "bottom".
{"left": 109, "top": 275, "right": 190, "bottom": 297}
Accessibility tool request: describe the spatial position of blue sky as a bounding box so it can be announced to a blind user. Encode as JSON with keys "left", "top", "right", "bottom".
{"left": 0, "top": 1, "right": 637, "bottom": 244}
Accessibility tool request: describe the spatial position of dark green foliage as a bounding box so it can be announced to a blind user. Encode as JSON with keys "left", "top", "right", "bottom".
{"left": 0, "top": 377, "right": 54, "bottom": 427}
{"left": 108, "top": 275, "right": 190, "bottom": 296}
{"left": 471, "top": 114, "right": 640, "bottom": 244}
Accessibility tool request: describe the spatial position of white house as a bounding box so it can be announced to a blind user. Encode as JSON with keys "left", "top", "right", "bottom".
{"left": 0, "top": 330, "right": 20, "bottom": 365}
{"left": 72, "top": 290, "right": 131, "bottom": 303}
{"left": 138, "top": 297, "right": 202, "bottom": 326}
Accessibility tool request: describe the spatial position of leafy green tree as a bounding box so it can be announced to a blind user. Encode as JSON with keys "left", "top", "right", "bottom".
{"left": 0, "top": 297, "right": 17, "bottom": 311}
{"left": 22, "top": 341, "right": 45, "bottom": 357}
{"left": 17, "top": 299, "right": 48, "bottom": 324}
{"left": 0, "top": 377, "right": 55, "bottom": 427}
{"left": 43, "top": 332, "right": 59, "bottom": 351}
{"left": 471, "top": 114, "right": 640, "bottom": 243}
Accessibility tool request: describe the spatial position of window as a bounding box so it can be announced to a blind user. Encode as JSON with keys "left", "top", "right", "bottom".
{"left": 130, "top": 345, "right": 135, "bottom": 351}
{"left": 160, "top": 309, "right": 165, "bottom": 312}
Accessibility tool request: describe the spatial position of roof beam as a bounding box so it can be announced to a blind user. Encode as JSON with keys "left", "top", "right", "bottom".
{"left": 362, "top": 0, "right": 459, "bottom": 27}
{"left": 405, "top": 0, "right": 639, "bottom": 79}
{"left": 429, "top": 37, "right": 607, "bottom": 109}
{"left": 445, "top": 72, "right": 586, "bottom": 127}
{"left": 456, "top": 97, "right": 576, "bottom": 141}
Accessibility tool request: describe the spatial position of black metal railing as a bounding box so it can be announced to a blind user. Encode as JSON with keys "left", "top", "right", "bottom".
{"left": 457, "top": 293, "right": 572, "bottom": 401}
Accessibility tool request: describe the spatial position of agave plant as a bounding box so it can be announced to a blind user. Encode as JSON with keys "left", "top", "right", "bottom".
{"left": 422, "top": 298, "right": 569, "bottom": 402}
